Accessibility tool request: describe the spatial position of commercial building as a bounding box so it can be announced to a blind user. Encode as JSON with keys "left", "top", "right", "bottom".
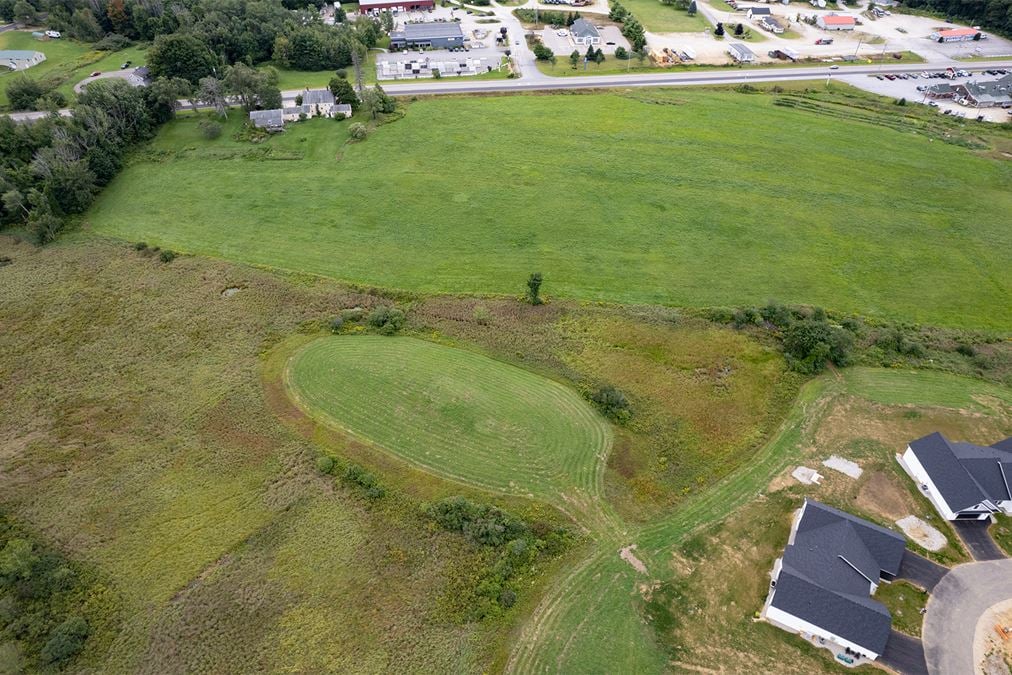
{"left": 761, "top": 499, "right": 906, "bottom": 663}
{"left": 817, "top": 14, "right": 857, "bottom": 30}
{"left": 570, "top": 18, "right": 601, "bottom": 46}
{"left": 359, "top": 0, "right": 435, "bottom": 11}
{"left": 930, "top": 27, "right": 981, "bottom": 42}
{"left": 389, "top": 21, "right": 465, "bottom": 49}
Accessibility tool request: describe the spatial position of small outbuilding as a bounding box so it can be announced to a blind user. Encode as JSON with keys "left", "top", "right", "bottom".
{"left": 570, "top": 18, "right": 601, "bottom": 46}
{"left": 0, "top": 50, "right": 46, "bottom": 71}
{"left": 727, "top": 42, "right": 756, "bottom": 63}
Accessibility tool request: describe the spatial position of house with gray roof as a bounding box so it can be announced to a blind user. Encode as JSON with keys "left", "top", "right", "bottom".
{"left": 570, "top": 18, "right": 601, "bottom": 46}
{"left": 0, "top": 50, "right": 46, "bottom": 71}
{"left": 761, "top": 499, "right": 906, "bottom": 662}
{"left": 389, "top": 22, "right": 465, "bottom": 50}
{"left": 899, "top": 432, "right": 1012, "bottom": 520}
{"left": 727, "top": 42, "right": 756, "bottom": 63}
{"left": 249, "top": 108, "right": 284, "bottom": 130}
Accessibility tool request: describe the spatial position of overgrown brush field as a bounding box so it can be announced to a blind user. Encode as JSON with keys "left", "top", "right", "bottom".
{"left": 83, "top": 87, "right": 1012, "bottom": 330}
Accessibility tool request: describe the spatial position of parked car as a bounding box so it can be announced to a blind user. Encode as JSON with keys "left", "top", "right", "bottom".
{"left": 556, "top": 29, "right": 567, "bottom": 36}
{"left": 120, "top": 61, "right": 131, "bottom": 69}
{"left": 90, "top": 70, "right": 101, "bottom": 77}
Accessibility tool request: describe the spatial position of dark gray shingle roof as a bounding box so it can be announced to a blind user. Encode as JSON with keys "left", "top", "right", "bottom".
{"left": 302, "top": 88, "right": 335, "bottom": 105}
{"left": 908, "top": 433, "right": 1012, "bottom": 511}
{"left": 571, "top": 18, "right": 600, "bottom": 39}
{"left": 747, "top": 6, "right": 772, "bottom": 14}
{"left": 249, "top": 109, "right": 283, "bottom": 127}
{"left": 770, "top": 499, "right": 906, "bottom": 655}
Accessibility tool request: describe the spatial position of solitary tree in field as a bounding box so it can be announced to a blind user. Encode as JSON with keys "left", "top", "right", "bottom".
{"left": 526, "top": 273, "right": 543, "bottom": 305}
{"left": 570, "top": 49, "right": 580, "bottom": 68}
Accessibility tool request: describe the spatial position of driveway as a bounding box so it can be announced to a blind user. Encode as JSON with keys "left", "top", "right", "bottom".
{"left": 897, "top": 550, "right": 948, "bottom": 592}
{"left": 922, "top": 559, "right": 1012, "bottom": 674}
{"left": 880, "top": 630, "right": 929, "bottom": 675}
{"left": 952, "top": 520, "right": 1006, "bottom": 561}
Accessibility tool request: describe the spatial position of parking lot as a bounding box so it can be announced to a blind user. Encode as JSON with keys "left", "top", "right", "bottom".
{"left": 840, "top": 68, "right": 1012, "bottom": 122}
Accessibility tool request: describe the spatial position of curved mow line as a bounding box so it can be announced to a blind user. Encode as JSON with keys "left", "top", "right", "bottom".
{"left": 284, "top": 336, "right": 614, "bottom": 503}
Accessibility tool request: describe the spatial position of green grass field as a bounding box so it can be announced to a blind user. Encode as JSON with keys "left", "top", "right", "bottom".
{"left": 84, "top": 89, "right": 1012, "bottom": 330}
{"left": 285, "top": 336, "right": 611, "bottom": 501}
{"left": 619, "top": 0, "right": 711, "bottom": 32}
{"left": 0, "top": 31, "right": 143, "bottom": 108}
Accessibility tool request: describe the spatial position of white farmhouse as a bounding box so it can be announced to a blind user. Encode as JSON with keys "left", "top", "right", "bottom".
{"left": 761, "top": 499, "right": 906, "bottom": 663}
{"left": 898, "top": 432, "right": 1012, "bottom": 521}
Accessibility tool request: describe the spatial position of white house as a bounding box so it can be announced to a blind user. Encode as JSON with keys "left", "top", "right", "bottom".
{"left": 817, "top": 14, "right": 857, "bottom": 30}
{"left": 745, "top": 6, "right": 771, "bottom": 20}
{"left": 570, "top": 18, "right": 601, "bottom": 46}
{"left": 898, "top": 432, "right": 1012, "bottom": 521}
{"left": 761, "top": 499, "right": 906, "bottom": 663}
{"left": 0, "top": 50, "right": 46, "bottom": 71}
{"left": 757, "top": 15, "right": 785, "bottom": 33}
{"left": 727, "top": 43, "right": 756, "bottom": 63}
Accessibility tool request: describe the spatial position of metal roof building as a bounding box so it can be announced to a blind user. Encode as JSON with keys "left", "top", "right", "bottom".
{"left": 389, "top": 22, "right": 465, "bottom": 49}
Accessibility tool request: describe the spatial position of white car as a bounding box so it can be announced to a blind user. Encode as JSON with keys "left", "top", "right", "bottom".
{"left": 556, "top": 30, "right": 568, "bottom": 36}
{"left": 45, "top": 30, "right": 61, "bottom": 38}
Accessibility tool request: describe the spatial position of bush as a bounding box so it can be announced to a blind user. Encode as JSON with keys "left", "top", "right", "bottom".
{"left": 343, "top": 463, "right": 385, "bottom": 499}
{"left": 348, "top": 122, "right": 368, "bottom": 141}
{"left": 199, "top": 120, "right": 222, "bottom": 140}
{"left": 498, "top": 588, "right": 517, "bottom": 608}
{"left": 132, "top": 242, "right": 148, "bottom": 251}
{"left": 159, "top": 250, "right": 176, "bottom": 263}
{"left": 472, "top": 305, "right": 492, "bottom": 325}
{"left": 6, "top": 77, "right": 47, "bottom": 111}
{"left": 367, "top": 306, "right": 405, "bottom": 335}
{"left": 335, "top": 68, "right": 348, "bottom": 79}
{"left": 340, "top": 307, "right": 365, "bottom": 322}
{"left": 615, "top": 46, "right": 628, "bottom": 59}
{"left": 425, "top": 496, "right": 527, "bottom": 547}
{"left": 40, "top": 616, "right": 89, "bottom": 664}
{"left": 782, "top": 318, "right": 853, "bottom": 373}
{"left": 956, "top": 343, "right": 976, "bottom": 357}
{"left": 732, "top": 307, "right": 762, "bottom": 328}
{"left": 329, "top": 316, "right": 344, "bottom": 333}
{"left": 590, "top": 385, "right": 631, "bottom": 423}
{"left": 760, "top": 301, "right": 792, "bottom": 329}
{"left": 94, "top": 33, "right": 132, "bottom": 51}
{"left": 316, "top": 455, "right": 335, "bottom": 474}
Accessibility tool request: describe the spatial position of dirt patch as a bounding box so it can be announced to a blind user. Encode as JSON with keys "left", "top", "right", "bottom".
{"left": 855, "top": 471, "right": 912, "bottom": 521}
{"left": 619, "top": 544, "right": 648, "bottom": 574}
{"left": 975, "top": 598, "right": 1012, "bottom": 675}
{"left": 221, "top": 286, "right": 243, "bottom": 297}
{"left": 767, "top": 467, "right": 796, "bottom": 493}
{"left": 896, "top": 515, "right": 947, "bottom": 551}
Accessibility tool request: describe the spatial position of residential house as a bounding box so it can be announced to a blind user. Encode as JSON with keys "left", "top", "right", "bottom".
{"left": 745, "top": 6, "right": 771, "bottom": 19}
{"left": 930, "top": 27, "right": 980, "bottom": 42}
{"left": 899, "top": 432, "right": 1012, "bottom": 520}
{"left": 570, "top": 18, "right": 601, "bottom": 46}
{"left": 249, "top": 109, "right": 284, "bottom": 130}
{"left": 727, "top": 42, "right": 757, "bottom": 63}
{"left": 0, "top": 50, "right": 46, "bottom": 71}
{"left": 817, "top": 14, "right": 857, "bottom": 30}
{"left": 757, "top": 15, "right": 785, "bottom": 33}
{"left": 389, "top": 21, "right": 465, "bottom": 49}
{"left": 761, "top": 499, "right": 906, "bottom": 662}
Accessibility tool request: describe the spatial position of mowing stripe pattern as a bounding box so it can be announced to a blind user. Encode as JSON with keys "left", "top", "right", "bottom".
{"left": 285, "top": 336, "right": 612, "bottom": 500}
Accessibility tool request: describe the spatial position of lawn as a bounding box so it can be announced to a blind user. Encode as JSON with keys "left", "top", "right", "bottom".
{"left": 85, "top": 89, "right": 1012, "bottom": 330}
{"left": 620, "top": 0, "right": 712, "bottom": 32}
{"left": 285, "top": 335, "right": 611, "bottom": 502}
{"left": 0, "top": 31, "right": 142, "bottom": 108}
{"left": 875, "top": 580, "right": 928, "bottom": 636}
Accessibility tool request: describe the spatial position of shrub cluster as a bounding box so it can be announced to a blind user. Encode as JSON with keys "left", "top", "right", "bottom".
{"left": 607, "top": 1, "right": 646, "bottom": 50}
{"left": 367, "top": 306, "right": 405, "bottom": 335}
{"left": 0, "top": 517, "right": 100, "bottom": 669}
{"left": 727, "top": 301, "right": 854, "bottom": 374}
{"left": 342, "top": 463, "right": 385, "bottom": 500}
{"left": 589, "top": 385, "right": 631, "bottom": 423}
{"left": 425, "top": 497, "right": 570, "bottom": 620}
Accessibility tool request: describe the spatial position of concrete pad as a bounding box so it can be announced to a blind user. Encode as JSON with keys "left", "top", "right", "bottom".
{"left": 823, "top": 455, "right": 862, "bottom": 479}
{"left": 792, "top": 465, "right": 823, "bottom": 485}
{"left": 897, "top": 515, "right": 947, "bottom": 552}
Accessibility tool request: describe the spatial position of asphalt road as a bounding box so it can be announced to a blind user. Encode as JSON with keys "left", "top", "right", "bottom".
{"left": 952, "top": 520, "right": 1008, "bottom": 561}
{"left": 922, "top": 559, "right": 1012, "bottom": 675}
{"left": 898, "top": 550, "right": 949, "bottom": 592}
{"left": 880, "top": 630, "right": 929, "bottom": 675}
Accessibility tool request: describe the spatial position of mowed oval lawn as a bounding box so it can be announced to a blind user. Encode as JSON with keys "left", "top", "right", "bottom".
{"left": 285, "top": 336, "right": 612, "bottom": 499}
